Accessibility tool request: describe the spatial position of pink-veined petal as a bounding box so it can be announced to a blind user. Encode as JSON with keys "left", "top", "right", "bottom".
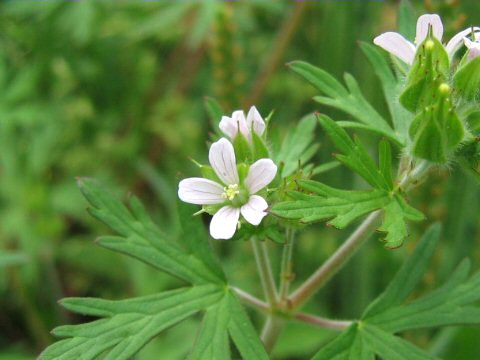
{"left": 464, "top": 37, "right": 480, "bottom": 60}
{"left": 232, "top": 110, "right": 250, "bottom": 139}
{"left": 209, "top": 205, "right": 240, "bottom": 240}
{"left": 209, "top": 138, "right": 239, "bottom": 185}
{"left": 245, "top": 158, "right": 277, "bottom": 194}
{"left": 445, "top": 27, "right": 480, "bottom": 57}
{"left": 246, "top": 106, "right": 266, "bottom": 136}
{"left": 416, "top": 14, "right": 443, "bottom": 44}
{"left": 373, "top": 32, "right": 416, "bottom": 65}
{"left": 241, "top": 195, "right": 268, "bottom": 226}
{"left": 178, "top": 178, "right": 225, "bottom": 205}
{"left": 219, "top": 115, "right": 238, "bottom": 139}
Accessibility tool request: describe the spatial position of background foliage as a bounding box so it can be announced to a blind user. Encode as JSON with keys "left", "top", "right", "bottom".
{"left": 0, "top": 1, "right": 479, "bottom": 359}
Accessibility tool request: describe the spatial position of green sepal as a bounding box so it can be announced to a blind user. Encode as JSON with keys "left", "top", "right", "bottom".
{"left": 233, "top": 133, "right": 252, "bottom": 163}
{"left": 201, "top": 165, "right": 223, "bottom": 184}
{"left": 400, "top": 36, "right": 449, "bottom": 113}
{"left": 455, "top": 138, "right": 480, "bottom": 183}
{"left": 252, "top": 131, "right": 269, "bottom": 160}
{"left": 409, "top": 84, "right": 465, "bottom": 163}
{"left": 237, "top": 163, "right": 248, "bottom": 184}
{"left": 454, "top": 56, "right": 480, "bottom": 101}
{"left": 202, "top": 204, "right": 224, "bottom": 216}
{"left": 466, "top": 110, "right": 480, "bottom": 134}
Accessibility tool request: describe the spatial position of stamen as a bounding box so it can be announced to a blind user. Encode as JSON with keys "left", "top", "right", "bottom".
{"left": 222, "top": 184, "right": 240, "bottom": 201}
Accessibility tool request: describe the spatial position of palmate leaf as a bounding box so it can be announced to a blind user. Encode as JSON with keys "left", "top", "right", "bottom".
{"left": 40, "top": 285, "right": 223, "bottom": 360}
{"left": 78, "top": 178, "right": 225, "bottom": 285}
{"left": 313, "top": 225, "right": 480, "bottom": 360}
{"left": 41, "top": 179, "right": 268, "bottom": 360}
{"left": 288, "top": 61, "right": 400, "bottom": 145}
{"left": 272, "top": 181, "right": 391, "bottom": 228}
{"left": 271, "top": 180, "right": 423, "bottom": 248}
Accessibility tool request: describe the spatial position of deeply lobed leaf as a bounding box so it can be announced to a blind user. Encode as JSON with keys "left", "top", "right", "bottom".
{"left": 288, "top": 61, "right": 400, "bottom": 144}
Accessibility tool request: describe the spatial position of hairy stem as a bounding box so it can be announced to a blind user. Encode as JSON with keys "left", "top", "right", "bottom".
{"left": 250, "top": 236, "right": 278, "bottom": 307}
{"left": 232, "top": 287, "right": 352, "bottom": 330}
{"left": 279, "top": 228, "right": 295, "bottom": 302}
{"left": 289, "top": 210, "right": 382, "bottom": 309}
{"left": 261, "top": 316, "right": 284, "bottom": 354}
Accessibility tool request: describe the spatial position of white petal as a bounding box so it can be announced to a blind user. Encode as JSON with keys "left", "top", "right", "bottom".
{"left": 445, "top": 27, "right": 480, "bottom": 57}
{"left": 210, "top": 205, "right": 240, "bottom": 240}
{"left": 231, "top": 110, "right": 250, "bottom": 139}
{"left": 464, "top": 37, "right": 480, "bottom": 60}
{"left": 178, "top": 178, "right": 225, "bottom": 205}
{"left": 208, "top": 138, "right": 239, "bottom": 185}
{"left": 241, "top": 195, "right": 268, "bottom": 226}
{"left": 245, "top": 158, "right": 277, "bottom": 194}
{"left": 219, "top": 115, "right": 238, "bottom": 139}
{"left": 246, "top": 106, "right": 266, "bottom": 136}
{"left": 373, "top": 32, "right": 416, "bottom": 65}
{"left": 416, "top": 14, "right": 443, "bottom": 44}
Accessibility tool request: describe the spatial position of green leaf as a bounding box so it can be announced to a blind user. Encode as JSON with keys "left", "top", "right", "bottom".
{"left": 454, "top": 56, "right": 480, "bottom": 101}
{"left": 312, "top": 323, "right": 435, "bottom": 360}
{"left": 78, "top": 178, "right": 223, "bottom": 285}
{"left": 378, "top": 196, "right": 425, "bottom": 249}
{"left": 188, "top": 296, "right": 231, "bottom": 360}
{"left": 40, "top": 285, "right": 224, "bottom": 360}
{"left": 363, "top": 224, "right": 441, "bottom": 318}
{"left": 177, "top": 201, "right": 226, "bottom": 283}
{"left": 360, "top": 42, "right": 412, "bottom": 141}
{"left": 360, "top": 323, "right": 437, "bottom": 360}
{"left": 369, "top": 259, "right": 480, "bottom": 333}
{"left": 272, "top": 179, "right": 422, "bottom": 247}
{"left": 288, "top": 61, "right": 399, "bottom": 144}
{"left": 379, "top": 139, "right": 394, "bottom": 190}
{"left": 314, "top": 225, "right": 480, "bottom": 359}
{"left": 275, "top": 113, "right": 318, "bottom": 177}
{"left": 227, "top": 292, "right": 269, "bottom": 360}
{"left": 271, "top": 180, "right": 391, "bottom": 228}
{"left": 311, "top": 324, "right": 359, "bottom": 360}
{"left": 318, "top": 115, "right": 392, "bottom": 190}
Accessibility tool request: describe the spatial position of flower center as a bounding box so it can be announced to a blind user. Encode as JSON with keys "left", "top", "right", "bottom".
{"left": 222, "top": 184, "right": 240, "bottom": 201}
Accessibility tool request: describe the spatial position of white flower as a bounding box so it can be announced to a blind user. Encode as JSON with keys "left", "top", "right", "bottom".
{"left": 178, "top": 138, "right": 277, "bottom": 240}
{"left": 374, "top": 14, "right": 480, "bottom": 65}
{"left": 464, "top": 34, "right": 480, "bottom": 61}
{"left": 219, "top": 106, "right": 266, "bottom": 142}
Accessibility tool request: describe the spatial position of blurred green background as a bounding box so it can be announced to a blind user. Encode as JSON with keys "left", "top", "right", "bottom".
{"left": 0, "top": 1, "right": 479, "bottom": 359}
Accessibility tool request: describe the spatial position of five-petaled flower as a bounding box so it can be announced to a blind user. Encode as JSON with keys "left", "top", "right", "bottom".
{"left": 374, "top": 13, "right": 479, "bottom": 65}
{"left": 219, "top": 106, "right": 266, "bottom": 142}
{"left": 178, "top": 138, "right": 277, "bottom": 240}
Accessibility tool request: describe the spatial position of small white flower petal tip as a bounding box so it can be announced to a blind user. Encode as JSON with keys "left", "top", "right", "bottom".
{"left": 219, "top": 106, "right": 266, "bottom": 141}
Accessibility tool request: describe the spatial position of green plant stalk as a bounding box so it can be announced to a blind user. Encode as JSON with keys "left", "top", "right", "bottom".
{"left": 279, "top": 228, "right": 295, "bottom": 302}
{"left": 250, "top": 236, "right": 278, "bottom": 307}
{"left": 289, "top": 210, "right": 383, "bottom": 309}
{"left": 232, "top": 287, "right": 351, "bottom": 330}
{"left": 289, "top": 159, "right": 431, "bottom": 310}
{"left": 261, "top": 316, "right": 284, "bottom": 354}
